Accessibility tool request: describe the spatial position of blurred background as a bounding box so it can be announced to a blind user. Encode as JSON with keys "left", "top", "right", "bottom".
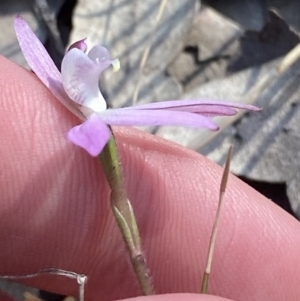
{"left": 1, "top": 0, "right": 300, "bottom": 299}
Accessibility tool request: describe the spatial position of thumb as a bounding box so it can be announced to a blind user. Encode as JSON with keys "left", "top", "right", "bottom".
{"left": 120, "top": 294, "right": 233, "bottom": 301}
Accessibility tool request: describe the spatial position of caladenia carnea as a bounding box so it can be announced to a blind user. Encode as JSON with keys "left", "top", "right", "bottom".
{"left": 14, "top": 15, "right": 260, "bottom": 295}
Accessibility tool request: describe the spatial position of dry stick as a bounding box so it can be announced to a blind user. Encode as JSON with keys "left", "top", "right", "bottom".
{"left": 24, "top": 292, "right": 44, "bottom": 301}
{"left": 198, "top": 42, "right": 300, "bottom": 294}
{"left": 278, "top": 43, "right": 300, "bottom": 75}
{"left": 132, "top": 0, "right": 169, "bottom": 105}
{"left": 99, "top": 134, "right": 154, "bottom": 295}
{"left": 201, "top": 146, "right": 233, "bottom": 294}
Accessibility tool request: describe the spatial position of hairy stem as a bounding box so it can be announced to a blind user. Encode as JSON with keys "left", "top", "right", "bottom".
{"left": 99, "top": 133, "right": 154, "bottom": 295}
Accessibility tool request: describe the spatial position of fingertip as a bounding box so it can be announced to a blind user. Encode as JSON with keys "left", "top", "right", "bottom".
{"left": 121, "top": 293, "right": 232, "bottom": 301}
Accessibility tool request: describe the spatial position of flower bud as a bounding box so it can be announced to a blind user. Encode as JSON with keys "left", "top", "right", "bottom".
{"left": 67, "top": 39, "right": 88, "bottom": 53}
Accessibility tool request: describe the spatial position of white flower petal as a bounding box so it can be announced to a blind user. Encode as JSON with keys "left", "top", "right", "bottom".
{"left": 88, "top": 46, "right": 110, "bottom": 63}
{"left": 61, "top": 48, "right": 107, "bottom": 113}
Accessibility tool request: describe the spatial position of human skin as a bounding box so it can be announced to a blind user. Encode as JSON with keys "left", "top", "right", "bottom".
{"left": 0, "top": 55, "right": 300, "bottom": 301}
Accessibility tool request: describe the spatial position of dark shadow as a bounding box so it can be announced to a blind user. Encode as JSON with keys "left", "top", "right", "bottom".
{"left": 238, "top": 176, "right": 297, "bottom": 219}
{"left": 57, "top": 0, "right": 78, "bottom": 46}
{"left": 0, "top": 0, "right": 32, "bottom": 16}
{"left": 39, "top": 289, "right": 66, "bottom": 301}
{"left": 227, "top": 10, "right": 300, "bottom": 73}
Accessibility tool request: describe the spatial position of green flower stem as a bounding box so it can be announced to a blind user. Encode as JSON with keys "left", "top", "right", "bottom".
{"left": 99, "top": 132, "right": 154, "bottom": 295}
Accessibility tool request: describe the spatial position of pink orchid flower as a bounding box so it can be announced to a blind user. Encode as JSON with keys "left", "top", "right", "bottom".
{"left": 14, "top": 16, "right": 260, "bottom": 157}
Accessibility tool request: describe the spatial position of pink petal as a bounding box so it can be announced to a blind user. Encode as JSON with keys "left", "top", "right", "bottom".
{"left": 190, "top": 106, "right": 237, "bottom": 116}
{"left": 169, "top": 105, "right": 237, "bottom": 116}
{"left": 61, "top": 48, "right": 108, "bottom": 113}
{"left": 67, "top": 114, "right": 111, "bottom": 156}
{"left": 126, "top": 99, "right": 261, "bottom": 112}
{"left": 14, "top": 16, "right": 83, "bottom": 119}
{"left": 99, "top": 109, "right": 219, "bottom": 130}
{"left": 67, "top": 38, "right": 88, "bottom": 53}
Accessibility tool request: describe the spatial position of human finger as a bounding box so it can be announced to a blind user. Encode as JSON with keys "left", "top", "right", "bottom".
{"left": 0, "top": 56, "right": 299, "bottom": 301}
